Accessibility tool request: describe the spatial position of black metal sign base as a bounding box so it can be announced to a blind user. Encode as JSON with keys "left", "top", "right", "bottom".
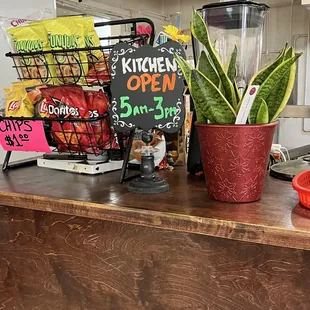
{"left": 128, "top": 176, "right": 169, "bottom": 194}
{"left": 127, "top": 134, "right": 169, "bottom": 194}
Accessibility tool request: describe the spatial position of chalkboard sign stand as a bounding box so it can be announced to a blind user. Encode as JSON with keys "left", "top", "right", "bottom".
{"left": 118, "top": 129, "right": 141, "bottom": 183}
{"left": 110, "top": 40, "right": 186, "bottom": 185}
{"left": 127, "top": 132, "right": 169, "bottom": 194}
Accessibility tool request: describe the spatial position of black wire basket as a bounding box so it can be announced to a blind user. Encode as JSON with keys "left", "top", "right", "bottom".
{"left": 2, "top": 18, "right": 155, "bottom": 172}
{"left": 40, "top": 113, "right": 130, "bottom": 157}
{"left": 5, "top": 34, "right": 149, "bottom": 87}
{"left": 0, "top": 114, "right": 130, "bottom": 158}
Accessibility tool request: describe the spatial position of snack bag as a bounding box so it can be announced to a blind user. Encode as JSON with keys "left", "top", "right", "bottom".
{"left": 4, "top": 81, "right": 36, "bottom": 117}
{"left": 12, "top": 79, "right": 41, "bottom": 88}
{"left": 0, "top": 11, "right": 44, "bottom": 49}
{"left": 44, "top": 16, "right": 88, "bottom": 85}
{"left": 86, "top": 53, "right": 111, "bottom": 85}
{"left": 8, "top": 24, "right": 54, "bottom": 84}
{"left": 85, "top": 89, "right": 111, "bottom": 149}
{"left": 25, "top": 84, "right": 50, "bottom": 118}
{"left": 40, "top": 86, "right": 99, "bottom": 154}
{"left": 26, "top": 84, "right": 46, "bottom": 105}
{"left": 83, "top": 16, "right": 103, "bottom": 69}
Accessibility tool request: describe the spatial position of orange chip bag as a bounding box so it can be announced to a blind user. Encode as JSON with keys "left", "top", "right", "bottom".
{"left": 25, "top": 84, "right": 50, "bottom": 118}
{"left": 85, "top": 89, "right": 110, "bottom": 149}
{"left": 41, "top": 86, "right": 99, "bottom": 154}
{"left": 85, "top": 54, "right": 111, "bottom": 85}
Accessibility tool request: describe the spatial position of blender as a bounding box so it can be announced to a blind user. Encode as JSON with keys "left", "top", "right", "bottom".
{"left": 188, "top": 0, "right": 270, "bottom": 174}
{"left": 195, "top": 0, "right": 269, "bottom": 93}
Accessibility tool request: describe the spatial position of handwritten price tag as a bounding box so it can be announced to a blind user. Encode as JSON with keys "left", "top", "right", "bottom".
{"left": 0, "top": 120, "right": 51, "bottom": 153}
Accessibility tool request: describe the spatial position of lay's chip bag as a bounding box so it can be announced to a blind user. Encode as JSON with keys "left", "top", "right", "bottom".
{"left": 12, "top": 79, "right": 41, "bottom": 88}
{"left": 83, "top": 16, "right": 103, "bottom": 69}
{"left": 44, "top": 16, "right": 88, "bottom": 85}
{"left": 8, "top": 24, "right": 54, "bottom": 84}
{"left": 4, "top": 81, "right": 38, "bottom": 117}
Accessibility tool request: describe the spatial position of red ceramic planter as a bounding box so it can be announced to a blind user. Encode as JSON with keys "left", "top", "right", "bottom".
{"left": 196, "top": 122, "right": 277, "bottom": 203}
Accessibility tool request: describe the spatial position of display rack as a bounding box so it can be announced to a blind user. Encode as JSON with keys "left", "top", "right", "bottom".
{"left": 4, "top": 17, "right": 155, "bottom": 180}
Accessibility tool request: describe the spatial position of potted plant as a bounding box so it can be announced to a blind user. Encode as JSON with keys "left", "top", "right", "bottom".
{"left": 175, "top": 11, "right": 301, "bottom": 203}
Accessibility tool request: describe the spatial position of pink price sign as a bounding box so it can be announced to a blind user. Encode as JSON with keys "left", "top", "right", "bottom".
{"left": 0, "top": 120, "right": 51, "bottom": 153}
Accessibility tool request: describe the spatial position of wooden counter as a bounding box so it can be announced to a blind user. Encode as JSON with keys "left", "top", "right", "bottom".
{"left": 1, "top": 165, "right": 310, "bottom": 309}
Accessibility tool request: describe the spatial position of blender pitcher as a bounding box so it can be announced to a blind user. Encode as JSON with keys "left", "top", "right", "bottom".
{"left": 188, "top": 0, "right": 270, "bottom": 175}
{"left": 197, "top": 0, "right": 270, "bottom": 93}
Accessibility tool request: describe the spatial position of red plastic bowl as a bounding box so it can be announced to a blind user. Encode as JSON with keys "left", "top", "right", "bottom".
{"left": 292, "top": 170, "right": 310, "bottom": 208}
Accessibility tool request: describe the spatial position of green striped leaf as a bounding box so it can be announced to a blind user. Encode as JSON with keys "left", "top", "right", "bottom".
{"left": 276, "top": 42, "right": 289, "bottom": 60}
{"left": 190, "top": 69, "right": 236, "bottom": 124}
{"left": 249, "top": 43, "right": 288, "bottom": 86}
{"left": 234, "top": 81, "right": 241, "bottom": 105}
{"left": 226, "top": 45, "right": 237, "bottom": 83}
{"left": 174, "top": 54, "right": 208, "bottom": 123}
{"left": 174, "top": 53, "right": 192, "bottom": 84}
{"left": 249, "top": 54, "right": 301, "bottom": 124}
{"left": 191, "top": 11, "right": 237, "bottom": 110}
{"left": 196, "top": 110, "right": 208, "bottom": 123}
{"left": 197, "top": 50, "right": 220, "bottom": 86}
{"left": 269, "top": 47, "right": 298, "bottom": 122}
{"left": 256, "top": 99, "right": 269, "bottom": 124}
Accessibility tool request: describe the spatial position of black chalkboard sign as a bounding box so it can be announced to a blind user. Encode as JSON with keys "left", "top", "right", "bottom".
{"left": 110, "top": 41, "right": 186, "bottom": 133}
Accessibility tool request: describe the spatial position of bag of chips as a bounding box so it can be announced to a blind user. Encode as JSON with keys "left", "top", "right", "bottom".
{"left": 26, "top": 84, "right": 46, "bottom": 105}
{"left": 85, "top": 53, "right": 111, "bottom": 85}
{"left": 83, "top": 16, "right": 103, "bottom": 69}
{"left": 41, "top": 86, "right": 99, "bottom": 153}
{"left": 8, "top": 23, "right": 54, "bottom": 84}
{"left": 4, "top": 80, "right": 39, "bottom": 117}
{"left": 25, "top": 84, "right": 50, "bottom": 118}
{"left": 44, "top": 16, "right": 88, "bottom": 85}
{"left": 0, "top": 10, "right": 44, "bottom": 49}
{"left": 85, "top": 89, "right": 111, "bottom": 149}
{"left": 12, "top": 79, "right": 42, "bottom": 88}
{"left": 85, "top": 89, "right": 109, "bottom": 116}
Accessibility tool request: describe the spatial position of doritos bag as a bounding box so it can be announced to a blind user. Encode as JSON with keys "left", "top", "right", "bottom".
{"left": 8, "top": 24, "right": 54, "bottom": 84}
{"left": 44, "top": 16, "right": 88, "bottom": 85}
{"left": 85, "top": 89, "right": 110, "bottom": 149}
{"left": 83, "top": 16, "right": 103, "bottom": 69}
{"left": 41, "top": 86, "right": 99, "bottom": 154}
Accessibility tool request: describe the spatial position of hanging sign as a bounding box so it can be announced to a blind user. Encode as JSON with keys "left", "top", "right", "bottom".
{"left": 0, "top": 119, "right": 51, "bottom": 153}
{"left": 110, "top": 41, "right": 186, "bottom": 133}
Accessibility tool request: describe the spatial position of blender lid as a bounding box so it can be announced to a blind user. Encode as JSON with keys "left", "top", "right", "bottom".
{"left": 202, "top": 1, "right": 270, "bottom": 11}
{"left": 200, "top": 0, "right": 270, "bottom": 29}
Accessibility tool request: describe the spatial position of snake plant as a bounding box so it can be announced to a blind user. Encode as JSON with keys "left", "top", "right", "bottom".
{"left": 175, "top": 11, "right": 301, "bottom": 125}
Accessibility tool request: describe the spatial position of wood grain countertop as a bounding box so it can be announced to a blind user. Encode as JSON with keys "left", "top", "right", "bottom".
{"left": 0, "top": 165, "right": 309, "bottom": 250}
